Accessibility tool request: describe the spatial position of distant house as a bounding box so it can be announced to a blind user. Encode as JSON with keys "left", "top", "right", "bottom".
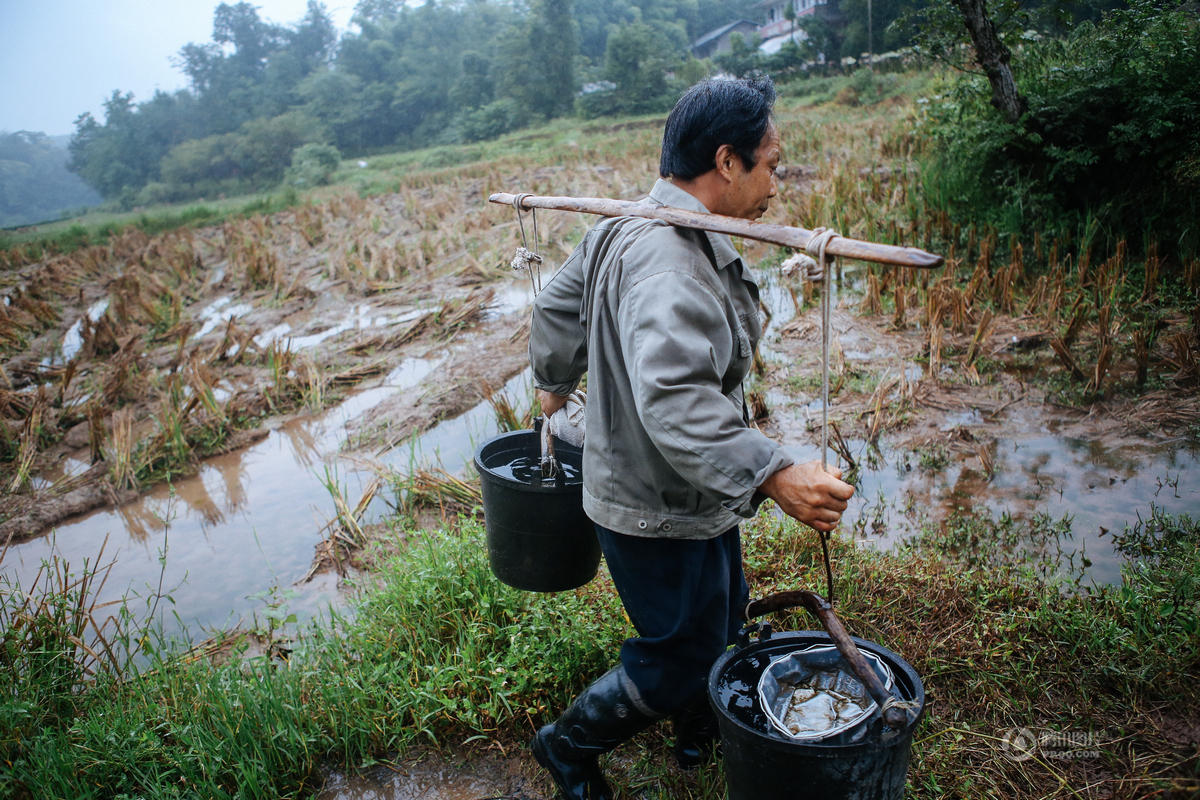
{"left": 691, "top": 19, "right": 760, "bottom": 59}
{"left": 759, "top": 0, "right": 841, "bottom": 53}
{"left": 691, "top": 0, "right": 838, "bottom": 59}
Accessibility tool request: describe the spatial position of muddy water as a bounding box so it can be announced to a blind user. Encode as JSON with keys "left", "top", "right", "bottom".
{"left": 7, "top": 355, "right": 433, "bottom": 633}
{"left": 821, "top": 430, "right": 1200, "bottom": 585}
{"left": 6, "top": 265, "right": 1197, "bottom": 645}
{"left": 754, "top": 265, "right": 1200, "bottom": 584}
{"left": 4, "top": 349, "right": 532, "bottom": 639}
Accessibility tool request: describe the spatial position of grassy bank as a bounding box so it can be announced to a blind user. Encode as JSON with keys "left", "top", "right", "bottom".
{"left": 3, "top": 508, "right": 1196, "bottom": 798}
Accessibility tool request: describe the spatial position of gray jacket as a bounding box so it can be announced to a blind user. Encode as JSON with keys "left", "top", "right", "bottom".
{"left": 529, "top": 179, "right": 794, "bottom": 539}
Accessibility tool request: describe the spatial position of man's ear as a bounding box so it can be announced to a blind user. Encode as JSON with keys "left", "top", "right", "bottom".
{"left": 714, "top": 143, "right": 738, "bottom": 182}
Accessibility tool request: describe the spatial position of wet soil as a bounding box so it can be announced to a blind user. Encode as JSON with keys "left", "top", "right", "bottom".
{"left": 314, "top": 745, "right": 541, "bottom": 800}
{"left": 753, "top": 264, "right": 1200, "bottom": 583}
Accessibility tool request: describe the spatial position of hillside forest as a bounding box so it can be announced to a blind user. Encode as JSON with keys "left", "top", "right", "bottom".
{"left": 4, "top": 0, "right": 1122, "bottom": 220}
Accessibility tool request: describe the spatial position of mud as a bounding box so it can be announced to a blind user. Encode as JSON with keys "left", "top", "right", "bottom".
{"left": 755, "top": 265, "right": 1200, "bottom": 583}
{"left": 314, "top": 746, "right": 539, "bottom": 800}
{"left": 342, "top": 322, "right": 530, "bottom": 453}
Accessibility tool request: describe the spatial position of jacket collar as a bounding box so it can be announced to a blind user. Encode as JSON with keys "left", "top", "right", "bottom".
{"left": 647, "top": 179, "right": 743, "bottom": 271}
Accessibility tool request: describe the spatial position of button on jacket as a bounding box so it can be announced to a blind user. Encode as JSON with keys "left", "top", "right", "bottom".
{"left": 529, "top": 179, "right": 794, "bottom": 539}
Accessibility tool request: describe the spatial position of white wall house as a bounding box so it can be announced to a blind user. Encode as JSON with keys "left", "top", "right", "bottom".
{"left": 692, "top": 0, "right": 837, "bottom": 58}
{"left": 756, "top": 0, "right": 831, "bottom": 39}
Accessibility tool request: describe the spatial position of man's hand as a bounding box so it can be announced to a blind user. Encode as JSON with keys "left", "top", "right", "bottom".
{"left": 538, "top": 389, "right": 569, "bottom": 417}
{"left": 758, "top": 461, "right": 854, "bottom": 533}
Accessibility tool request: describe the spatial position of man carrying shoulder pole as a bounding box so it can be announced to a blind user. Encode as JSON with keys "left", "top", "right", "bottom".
{"left": 528, "top": 76, "right": 855, "bottom": 800}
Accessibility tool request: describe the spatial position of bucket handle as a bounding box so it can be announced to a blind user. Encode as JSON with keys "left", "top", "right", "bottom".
{"left": 743, "top": 590, "right": 917, "bottom": 729}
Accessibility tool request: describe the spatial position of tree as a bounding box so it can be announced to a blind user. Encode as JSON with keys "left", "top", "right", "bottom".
{"left": 290, "top": 1, "right": 337, "bottom": 71}
{"left": 67, "top": 91, "right": 160, "bottom": 197}
{"left": 798, "top": 13, "right": 846, "bottom": 65}
{"left": 602, "top": 21, "right": 680, "bottom": 113}
{"left": 527, "top": 0, "right": 577, "bottom": 118}
{"left": 450, "top": 52, "right": 495, "bottom": 111}
{"left": 493, "top": 0, "right": 578, "bottom": 119}
{"left": 923, "top": 0, "right": 1200, "bottom": 258}
{"left": 950, "top": 0, "right": 1026, "bottom": 122}
{"left": 213, "top": 2, "right": 283, "bottom": 77}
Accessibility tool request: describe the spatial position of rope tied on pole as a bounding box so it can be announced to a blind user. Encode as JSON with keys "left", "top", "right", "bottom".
{"left": 509, "top": 193, "right": 544, "bottom": 295}
{"left": 806, "top": 226, "right": 841, "bottom": 604}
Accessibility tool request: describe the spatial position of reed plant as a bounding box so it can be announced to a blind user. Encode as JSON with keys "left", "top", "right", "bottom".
{"left": 391, "top": 465, "right": 482, "bottom": 516}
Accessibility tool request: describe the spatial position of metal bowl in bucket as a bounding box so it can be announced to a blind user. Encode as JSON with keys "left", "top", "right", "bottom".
{"left": 474, "top": 429, "right": 599, "bottom": 592}
{"left": 709, "top": 630, "right": 925, "bottom": 800}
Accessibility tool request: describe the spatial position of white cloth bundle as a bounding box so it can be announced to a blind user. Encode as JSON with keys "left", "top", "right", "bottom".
{"left": 546, "top": 390, "right": 586, "bottom": 447}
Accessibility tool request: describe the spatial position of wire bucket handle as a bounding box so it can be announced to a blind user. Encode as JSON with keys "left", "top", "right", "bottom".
{"left": 743, "top": 590, "right": 918, "bottom": 728}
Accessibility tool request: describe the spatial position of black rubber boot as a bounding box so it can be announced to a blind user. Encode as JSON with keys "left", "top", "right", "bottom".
{"left": 671, "top": 692, "right": 720, "bottom": 769}
{"left": 531, "top": 667, "right": 659, "bottom": 800}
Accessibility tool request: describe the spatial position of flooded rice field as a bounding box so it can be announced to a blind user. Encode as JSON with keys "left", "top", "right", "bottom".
{"left": 5, "top": 325, "right": 533, "bottom": 639}
{"left": 6, "top": 256, "right": 1198, "bottom": 647}
{"left": 3, "top": 156, "right": 1198, "bottom": 662}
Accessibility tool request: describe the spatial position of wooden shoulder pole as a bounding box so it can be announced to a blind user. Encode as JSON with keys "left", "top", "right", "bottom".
{"left": 489, "top": 191, "right": 943, "bottom": 269}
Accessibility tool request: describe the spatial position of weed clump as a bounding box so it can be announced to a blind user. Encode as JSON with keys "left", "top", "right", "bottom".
{"left": 923, "top": 0, "right": 1200, "bottom": 262}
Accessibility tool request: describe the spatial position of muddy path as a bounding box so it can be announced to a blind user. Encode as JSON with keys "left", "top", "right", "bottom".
{"left": 314, "top": 744, "right": 542, "bottom": 800}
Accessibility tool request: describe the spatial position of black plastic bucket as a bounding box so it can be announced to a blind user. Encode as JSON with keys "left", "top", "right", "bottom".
{"left": 709, "top": 629, "right": 925, "bottom": 800}
{"left": 474, "top": 429, "right": 599, "bottom": 592}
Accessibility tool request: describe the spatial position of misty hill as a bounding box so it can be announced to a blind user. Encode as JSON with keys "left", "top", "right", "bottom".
{"left": 1, "top": 131, "right": 101, "bottom": 229}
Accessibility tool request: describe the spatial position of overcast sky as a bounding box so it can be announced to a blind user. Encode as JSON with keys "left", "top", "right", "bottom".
{"left": 0, "top": 0, "right": 356, "bottom": 137}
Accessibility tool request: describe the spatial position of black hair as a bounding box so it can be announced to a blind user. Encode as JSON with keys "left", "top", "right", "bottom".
{"left": 658, "top": 76, "right": 777, "bottom": 181}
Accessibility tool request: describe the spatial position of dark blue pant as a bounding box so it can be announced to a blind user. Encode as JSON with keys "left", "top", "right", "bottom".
{"left": 595, "top": 524, "right": 749, "bottom": 716}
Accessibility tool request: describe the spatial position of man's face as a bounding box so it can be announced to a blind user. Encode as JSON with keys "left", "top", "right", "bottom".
{"left": 725, "top": 124, "right": 781, "bottom": 221}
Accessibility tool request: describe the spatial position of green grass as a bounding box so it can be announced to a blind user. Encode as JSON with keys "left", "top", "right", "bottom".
{"left": 4, "top": 508, "right": 1197, "bottom": 798}
{"left": 1, "top": 518, "right": 628, "bottom": 798}
{"left": 0, "top": 191, "right": 298, "bottom": 259}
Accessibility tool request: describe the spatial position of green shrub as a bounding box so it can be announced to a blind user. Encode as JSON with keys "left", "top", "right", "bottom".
{"left": 134, "top": 181, "right": 176, "bottom": 207}
{"left": 923, "top": 0, "right": 1200, "bottom": 260}
{"left": 456, "top": 98, "right": 524, "bottom": 143}
{"left": 285, "top": 143, "right": 342, "bottom": 187}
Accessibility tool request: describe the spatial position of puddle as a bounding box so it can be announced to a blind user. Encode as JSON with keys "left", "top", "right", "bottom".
{"left": 40, "top": 297, "right": 111, "bottom": 366}
{"left": 756, "top": 263, "right": 867, "bottom": 342}
{"left": 379, "top": 368, "right": 531, "bottom": 472}
{"left": 755, "top": 266, "right": 1200, "bottom": 586}
{"left": 315, "top": 748, "right": 533, "bottom": 800}
{"left": 252, "top": 305, "right": 429, "bottom": 351}
{"left": 58, "top": 298, "right": 111, "bottom": 362}
{"left": 4, "top": 354, "right": 450, "bottom": 639}
{"left": 806, "top": 417, "right": 1200, "bottom": 586}
{"left": 485, "top": 281, "right": 536, "bottom": 318}
{"left": 195, "top": 296, "right": 253, "bottom": 339}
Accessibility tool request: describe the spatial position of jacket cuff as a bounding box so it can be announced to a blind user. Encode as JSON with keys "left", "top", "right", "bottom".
{"left": 725, "top": 444, "right": 796, "bottom": 517}
{"left": 533, "top": 378, "right": 580, "bottom": 396}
